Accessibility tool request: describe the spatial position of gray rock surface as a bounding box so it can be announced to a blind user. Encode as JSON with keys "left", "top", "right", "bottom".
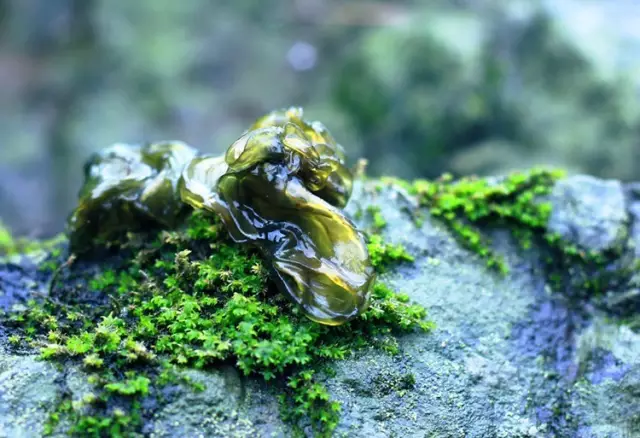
{"left": 0, "top": 353, "right": 61, "bottom": 437}
{"left": 572, "top": 320, "right": 640, "bottom": 437}
{"left": 626, "top": 182, "right": 640, "bottom": 260}
{"left": 147, "top": 368, "right": 260, "bottom": 438}
{"left": 548, "top": 175, "right": 629, "bottom": 254}
{"left": 1, "top": 175, "right": 639, "bottom": 437}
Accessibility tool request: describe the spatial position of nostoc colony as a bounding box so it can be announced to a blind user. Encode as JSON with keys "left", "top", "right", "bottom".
{"left": 67, "top": 107, "right": 374, "bottom": 326}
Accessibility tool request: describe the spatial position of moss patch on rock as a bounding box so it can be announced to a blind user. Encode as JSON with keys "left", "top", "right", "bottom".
{"left": 3, "top": 210, "right": 433, "bottom": 437}
{"left": 379, "top": 168, "right": 566, "bottom": 273}
{"left": 0, "top": 219, "right": 65, "bottom": 259}
{"left": 374, "top": 168, "right": 638, "bottom": 312}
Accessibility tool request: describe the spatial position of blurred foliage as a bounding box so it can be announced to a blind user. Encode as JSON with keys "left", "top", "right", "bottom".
{"left": 334, "top": 6, "right": 640, "bottom": 180}
{"left": 0, "top": 0, "right": 639, "bottom": 235}
{"left": 0, "top": 219, "right": 64, "bottom": 256}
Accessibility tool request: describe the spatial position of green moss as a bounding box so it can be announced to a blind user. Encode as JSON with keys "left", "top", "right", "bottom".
{"left": 4, "top": 210, "right": 433, "bottom": 437}
{"left": 380, "top": 168, "right": 627, "bottom": 300}
{"left": 367, "top": 234, "right": 414, "bottom": 271}
{"left": 0, "top": 220, "right": 13, "bottom": 254}
{"left": 0, "top": 219, "right": 66, "bottom": 258}
{"left": 381, "top": 168, "right": 565, "bottom": 274}
{"left": 365, "top": 205, "right": 387, "bottom": 232}
{"left": 371, "top": 370, "right": 416, "bottom": 396}
{"left": 44, "top": 398, "right": 142, "bottom": 438}
{"left": 105, "top": 374, "right": 151, "bottom": 396}
{"left": 542, "top": 232, "right": 622, "bottom": 297}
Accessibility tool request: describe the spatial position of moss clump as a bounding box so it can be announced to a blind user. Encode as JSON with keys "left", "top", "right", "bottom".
{"left": 5, "top": 210, "right": 433, "bottom": 437}
{"left": 0, "top": 219, "right": 65, "bottom": 258}
{"left": 542, "top": 232, "right": 617, "bottom": 295}
{"left": 0, "top": 220, "right": 12, "bottom": 253}
{"left": 365, "top": 205, "right": 387, "bottom": 232}
{"left": 371, "top": 370, "right": 416, "bottom": 397}
{"left": 367, "top": 234, "right": 414, "bottom": 271}
{"left": 379, "top": 168, "right": 627, "bottom": 301}
{"left": 381, "top": 168, "right": 565, "bottom": 274}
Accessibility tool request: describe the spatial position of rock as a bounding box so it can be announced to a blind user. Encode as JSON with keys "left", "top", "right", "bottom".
{"left": 572, "top": 319, "right": 640, "bottom": 437}
{"left": 1, "top": 176, "right": 639, "bottom": 437}
{"left": 0, "top": 260, "right": 46, "bottom": 312}
{"left": 0, "top": 353, "right": 61, "bottom": 437}
{"left": 625, "top": 182, "right": 640, "bottom": 260}
{"left": 546, "top": 175, "right": 636, "bottom": 312}
{"left": 146, "top": 368, "right": 265, "bottom": 438}
{"left": 547, "top": 175, "right": 628, "bottom": 254}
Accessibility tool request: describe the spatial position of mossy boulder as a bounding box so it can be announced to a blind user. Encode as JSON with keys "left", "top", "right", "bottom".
{"left": 1, "top": 172, "right": 639, "bottom": 437}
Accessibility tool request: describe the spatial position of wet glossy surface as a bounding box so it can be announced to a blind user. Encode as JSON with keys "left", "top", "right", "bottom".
{"left": 180, "top": 114, "right": 373, "bottom": 325}
{"left": 69, "top": 108, "right": 373, "bottom": 325}
{"left": 250, "top": 107, "right": 353, "bottom": 208}
{"left": 68, "top": 141, "right": 198, "bottom": 251}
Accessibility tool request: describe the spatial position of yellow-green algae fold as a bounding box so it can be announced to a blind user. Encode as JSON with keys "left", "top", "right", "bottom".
{"left": 67, "top": 141, "right": 198, "bottom": 250}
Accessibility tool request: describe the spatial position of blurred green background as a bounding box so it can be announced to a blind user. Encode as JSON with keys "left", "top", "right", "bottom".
{"left": 1, "top": 0, "right": 640, "bottom": 237}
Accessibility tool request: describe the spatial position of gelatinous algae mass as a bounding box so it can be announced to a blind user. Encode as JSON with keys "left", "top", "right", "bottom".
{"left": 68, "top": 141, "right": 198, "bottom": 251}
{"left": 69, "top": 108, "right": 373, "bottom": 325}
{"left": 180, "top": 122, "right": 373, "bottom": 325}
{"left": 250, "top": 107, "right": 353, "bottom": 208}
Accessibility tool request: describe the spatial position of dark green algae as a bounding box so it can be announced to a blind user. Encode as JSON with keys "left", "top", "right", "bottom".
{"left": 67, "top": 107, "right": 374, "bottom": 326}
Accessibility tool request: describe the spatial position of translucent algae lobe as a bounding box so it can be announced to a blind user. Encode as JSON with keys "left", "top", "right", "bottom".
{"left": 250, "top": 107, "right": 353, "bottom": 209}
{"left": 68, "top": 141, "right": 198, "bottom": 251}
{"left": 69, "top": 108, "right": 374, "bottom": 325}
{"left": 180, "top": 115, "right": 374, "bottom": 325}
